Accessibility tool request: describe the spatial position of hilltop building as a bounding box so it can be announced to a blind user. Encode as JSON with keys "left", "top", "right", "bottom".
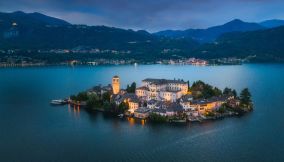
{"left": 136, "top": 78, "right": 188, "bottom": 102}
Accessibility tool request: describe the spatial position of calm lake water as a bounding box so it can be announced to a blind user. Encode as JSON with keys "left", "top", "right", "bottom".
{"left": 0, "top": 64, "right": 284, "bottom": 161}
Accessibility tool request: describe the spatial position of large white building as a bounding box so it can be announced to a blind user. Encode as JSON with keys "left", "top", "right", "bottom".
{"left": 136, "top": 78, "right": 189, "bottom": 102}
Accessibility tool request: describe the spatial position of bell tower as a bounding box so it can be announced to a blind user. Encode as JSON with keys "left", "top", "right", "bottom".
{"left": 112, "top": 76, "right": 120, "bottom": 94}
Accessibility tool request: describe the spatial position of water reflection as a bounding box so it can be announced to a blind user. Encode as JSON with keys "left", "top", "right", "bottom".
{"left": 67, "top": 104, "right": 81, "bottom": 119}
{"left": 141, "top": 119, "right": 146, "bottom": 126}
{"left": 128, "top": 117, "right": 135, "bottom": 126}
{"left": 68, "top": 104, "right": 71, "bottom": 113}
{"left": 127, "top": 117, "right": 147, "bottom": 126}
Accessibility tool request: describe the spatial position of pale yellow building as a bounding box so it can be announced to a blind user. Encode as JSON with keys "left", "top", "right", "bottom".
{"left": 128, "top": 99, "right": 139, "bottom": 114}
{"left": 190, "top": 97, "right": 226, "bottom": 114}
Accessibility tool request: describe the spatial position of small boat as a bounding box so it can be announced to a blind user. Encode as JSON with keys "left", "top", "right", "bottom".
{"left": 118, "top": 114, "right": 124, "bottom": 118}
{"left": 50, "top": 99, "right": 67, "bottom": 105}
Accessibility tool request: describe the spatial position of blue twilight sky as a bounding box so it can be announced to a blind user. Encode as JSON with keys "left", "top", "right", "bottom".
{"left": 0, "top": 0, "right": 284, "bottom": 32}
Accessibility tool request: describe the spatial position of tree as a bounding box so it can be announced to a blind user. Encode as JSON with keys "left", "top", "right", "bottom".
{"left": 213, "top": 87, "right": 222, "bottom": 96}
{"left": 88, "top": 93, "right": 99, "bottom": 101}
{"left": 70, "top": 95, "right": 77, "bottom": 101}
{"left": 191, "top": 80, "right": 222, "bottom": 99}
{"left": 110, "top": 102, "right": 117, "bottom": 112}
{"left": 223, "top": 87, "right": 232, "bottom": 95}
{"left": 191, "top": 80, "right": 206, "bottom": 92}
{"left": 240, "top": 88, "right": 253, "bottom": 110}
{"left": 130, "top": 82, "right": 136, "bottom": 92}
{"left": 77, "top": 92, "right": 89, "bottom": 101}
{"left": 232, "top": 90, "right": 237, "bottom": 98}
{"left": 102, "top": 91, "right": 111, "bottom": 102}
{"left": 86, "top": 98, "right": 96, "bottom": 109}
{"left": 126, "top": 82, "right": 136, "bottom": 93}
{"left": 103, "top": 102, "right": 111, "bottom": 111}
{"left": 86, "top": 93, "right": 101, "bottom": 108}
{"left": 223, "top": 87, "right": 237, "bottom": 98}
{"left": 149, "top": 113, "right": 168, "bottom": 123}
{"left": 217, "top": 104, "right": 226, "bottom": 114}
{"left": 118, "top": 102, "right": 129, "bottom": 113}
{"left": 187, "top": 81, "right": 191, "bottom": 92}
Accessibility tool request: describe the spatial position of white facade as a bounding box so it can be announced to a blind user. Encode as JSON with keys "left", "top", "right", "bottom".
{"left": 136, "top": 78, "right": 188, "bottom": 102}
{"left": 180, "top": 102, "right": 191, "bottom": 110}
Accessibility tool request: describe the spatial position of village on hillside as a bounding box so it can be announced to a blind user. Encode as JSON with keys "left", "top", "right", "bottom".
{"left": 61, "top": 76, "right": 253, "bottom": 123}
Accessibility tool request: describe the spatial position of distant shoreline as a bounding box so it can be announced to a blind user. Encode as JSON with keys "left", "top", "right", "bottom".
{"left": 1, "top": 62, "right": 284, "bottom": 68}
{"left": 0, "top": 62, "right": 250, "bottom": 68}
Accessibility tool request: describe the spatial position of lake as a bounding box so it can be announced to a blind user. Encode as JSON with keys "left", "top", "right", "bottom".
{"left": 0, "top": 64, "right": 284, "bottom": 161}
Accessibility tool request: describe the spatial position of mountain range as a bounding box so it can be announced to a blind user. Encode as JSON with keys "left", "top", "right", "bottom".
{"left": 1, "top": 11, "right": 284, "bottom": 62}
{"left": 0, "top": 11, "right": 70, "bottom": 27}
{"left": 0, "top": 11, "right": 198, "bottom": 59}
{"left": 155, "top": 19, "right": 284, "bottom": 43}
{"left": 259, "top": 19, "right": 284, "bottom": 28}
{"left": 191, "top": 26, "right": 284, "bottom": 62}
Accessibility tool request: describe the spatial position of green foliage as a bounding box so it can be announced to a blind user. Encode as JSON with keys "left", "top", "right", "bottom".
{"left": 187, "top": 81, "right": 191, "bottom": 92}
{"left": 149, "top": 113, "right": 168, "bottom": 123}
{"left": 232, "top": 90, "right": 237, "bottom": 98}
{"left": 217, "top": 105, "right": 226, "bottom": 114}
{"left": 101, "top": 101, "right": 117, "bottom": 112}
{"left": 191, "top": 80, "right": 222, "bottom": 99}
{"left": 126, "top": 82, "right": 136, "bottom": 93}
{"left": 102, "top": 91, "right": 111, "bottom": 102}
{"left": 71, "top": 90, "right": 118, "bottom": 112}
{"left": 102, "top": 102, "right": 110, "bottom": 110}
{"left": 77, "top": 92, "right": 88, "bottom": 101}
{"left": 223, "top": 87, "right": 232, "bottom": 95}
{"left": 118, "top": 102, "right": 129, "bottom": 113}
{"left": 240, "top": 88, "right": 253, "bottom": 110}
{"left": 213, "top": 87, "right": 222, "bottom": 96}
{"left": 86, "top": 93, "right": 102, "bottom": 108}
{"left": 206, "top": 111, "right": 215, "bottom": 117}
{"left": 223, "top": 87, "right": 237, "bottom": 97}
{"left": 70, "top": 92, "right": 89, "bottom": 101}
{"left": 70, "top": 95, "right": 77, "bottom": 101}
{"left": 86, "top": 98, "right": 97, "bottom": 108}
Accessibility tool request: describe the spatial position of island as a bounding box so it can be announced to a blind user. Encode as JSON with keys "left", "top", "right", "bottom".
{"left": 62, "top": 76, "right": 253, "bottom": 123}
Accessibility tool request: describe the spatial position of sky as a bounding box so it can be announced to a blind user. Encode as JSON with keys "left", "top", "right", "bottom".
{"left": 0, "top": 0, "right": 284, "bottom": 32}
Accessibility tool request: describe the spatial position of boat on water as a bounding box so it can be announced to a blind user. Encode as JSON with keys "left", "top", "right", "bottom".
{"left": 118, "top": 114, "right": 124, "bottom": 118}
{"left": 50, "top": 99, "right": 68, "bottom": 105}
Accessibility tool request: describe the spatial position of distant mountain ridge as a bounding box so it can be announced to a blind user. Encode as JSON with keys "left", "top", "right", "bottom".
{"left": 1, "top": 11, "right": 284, "bottom": 62}
{"left": 191, "top": 26, "right": 284, "bottom": 61}
{"left": 259, "top": 19, "right": 284, "bottom": 28}
{"left": 155, "top": 19, "right": 265, "bottom": 43}
{"left": 0, "top": 11, "right": 70, "bottom": 27}
{"left": 0, "top": 11, "right": 199, "bottom": 59}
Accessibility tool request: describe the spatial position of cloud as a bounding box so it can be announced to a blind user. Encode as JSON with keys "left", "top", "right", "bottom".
{"left": 0, "top": 0, "right": 284, "bottom": 32}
